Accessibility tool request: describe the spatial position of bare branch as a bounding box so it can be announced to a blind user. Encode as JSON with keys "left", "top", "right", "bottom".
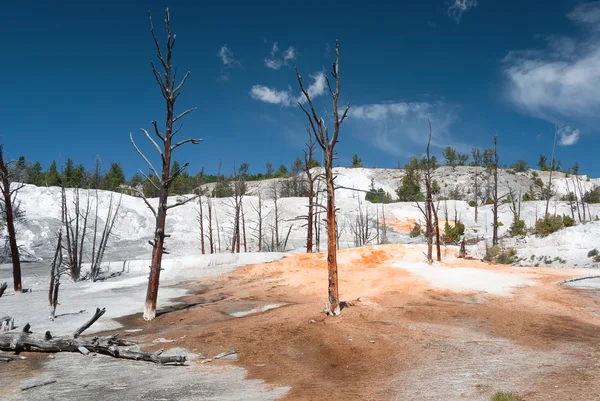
{"left": 130, "top": 133, "right": 160, "bottom": 179}
{"left": 173, "top": 71, "right": 191, "bottom": 94}
{"left": 148, "top": 11, "right": 167, "bottom": 71}
{"left": 166, "top": 194, "right": 200, "bottom": 210}
{"left": 173, "top": 107, "right": 197, "bottom": 123}
{"left": 171, "top": 137, "right": 202, "bottom": 151}
{"left": 151, "top": 121, "right": 166, "bottom": 142}
{"left": 138, "top": 169, "right": 160, "bottom": 191}
{"left": 140, "top": 128, "right": 164, "bottom": 159}
{"left": 131, "top": 187, "right": 157, "bottom": 218}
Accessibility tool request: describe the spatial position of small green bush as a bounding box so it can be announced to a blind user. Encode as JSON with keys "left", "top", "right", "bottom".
{"left": 588, "top": 248, "right": 599, "bottom": 258}
{"left": 563, "top": 214, "right": 576, "bottom": 227}
{"left": 496, "top": 248, "right": 518, "bottom": 264}
{"left": 468, "top": 200, "right": 476, "bottom": 207}
{"left": 486, "top": 246, "right": 500, "bottom": 260}
{"left": 409, "top": 222, "right": 421, "bottom": 238}
{"left": 485, "top": 197, "right": 494, "bottom": 205}
{"left": 491, "top": 391, "right": 523, "bottom": 401}
{"left": 443, "top": 221, "right": 465, "bottom": 243}
{"left": 535, "top": 214, "right": 564, "bottom": 237}
{"left": 509, "top": 216, "right": 526, "bottom": 237}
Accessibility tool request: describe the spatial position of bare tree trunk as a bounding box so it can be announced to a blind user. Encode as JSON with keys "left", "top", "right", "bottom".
{"left": 303, "top": 127, "right": 317, "bottom": 253}
{"left": 433, "top": 201, "right": 441, "bottom": 261}
{"left": 207, "top": 198, "right": 214, "bottom": 254}
{"left": 0, "top": 146, "right": 22, "bottom": 292}
{"left": 474, "top": 167, "right": 479, "bottom": 223}
{"left": 131, "top": 10, "right": 202, "bottom": 321}
{"left": 198, "top": 196, "right": 205, "bottom": 254}
{"left": 241, "top": 202, "right": 247, "bottom": 253}
{"left": 49, "top": 231, "right": 63, "bottom": 321}
{"left": 545, "top": 125, "right": 558, "bottom": 216}
{"left": 215, "top": 207, "right": 221, "bottom": 253}
{"left": 90, "top": 194, "right": 122, "bottom": 282}
{"left": 297, "top": 41, "right": 349, "bottom": 316}
{"left": 492, "top": 133, "right": 500, "bottom": 246}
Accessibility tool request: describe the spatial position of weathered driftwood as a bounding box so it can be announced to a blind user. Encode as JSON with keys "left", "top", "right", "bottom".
{"left": 20, "top": 379, "right": 57, "bottom": 391}
{"left": 0, "top": 307, "right": 186, "bottom": 365}
{"left": 0, "top": 282, "right": 7, "bottom": 298}
{"left": 558, "top": 275, "right": 600, "bottom": 285}
{"left": 0, "top": 353, "right": 26, "bottom": 362}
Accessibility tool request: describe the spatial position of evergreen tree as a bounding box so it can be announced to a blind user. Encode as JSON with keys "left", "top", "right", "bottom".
{"left": 46, "top": 161, "right": 60, "bottom": 187}
{"left": 62, "top": 158, "right": 75, "bottom": 187}
{"left": 103, "top": 162, "right": 126, "bottom": 190}
{"left": 265, "top": 162, "right": 274, "bottom": 177}
{"left": 537, "top": 154, "right": 548, "bottom": 171}
{"left": 396, "top": 156, "right": 424, "bottom": 201}
{"left": 351, "top": 154, "right": 363, "bottom": 168}
{"left": 26, "top": 161, "right": 43, "bottom": 186}
{"left": 291, "top": 157, "right": 304, "bottom": 174}
{"left": 442, "top": 146, "right": 458, "bottom": 166}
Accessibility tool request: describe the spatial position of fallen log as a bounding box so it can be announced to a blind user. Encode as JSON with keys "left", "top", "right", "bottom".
{"left": 20, "top": 379, "right": 57, "bottom": 391}
{"left": 558, "top": 275, "right": 600, "bottom": 285}
{"left": 0, "top": 308, "right": 186, "bottom": 365}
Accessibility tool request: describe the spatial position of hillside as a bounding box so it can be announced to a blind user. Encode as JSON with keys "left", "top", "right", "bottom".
{"left": 5, "top": 167, "right": 600, "bottom": 272}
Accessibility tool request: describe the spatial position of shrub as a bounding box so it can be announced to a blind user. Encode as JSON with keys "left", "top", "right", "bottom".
{"left": 496, "top": 248, "right": 518, "bottom": 264}
{"left": 485, "top": 197, "right": 494, "bottom": 205}
{"left": 509, "top": 216, "right": 526, "bottom": 237}
{"left": 409, "top": 222, "right": 421, "bottom": 238}
{"left": 486, "top": 246, "right": 500, "bottom": 260}
{"left": 491, "top": 392, "right": 523, "bottom": 401}
{"left": 563, "top": 215, "right": 576, "bottom": 227}
{"left": 468, "top": 200, "right": 476, "bottom": 207}
{"left": 443, "top": 221, "right": 465, "bottom": 243}
{"left": 431, "top": 180, "right": 441, "bottom": 195}
{"left": 583, "top": 185, "right": 600, "bottom": 204}
{"left": 212, "top": 180, "right": 233, "bottom": 198}
{"left": 535, "top": 214, "right": 564, "bottom": 237}
{"left": 588, "top": 248, "right": 599, "bottom": 258}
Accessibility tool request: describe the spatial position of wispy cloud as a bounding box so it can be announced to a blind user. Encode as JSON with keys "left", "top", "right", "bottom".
{"left": 447, "top": 0, "right": 477, "bottom": 23}
{"left": 558, "top": 125, "right": 580, "bottom": 146}
{"left": 348, "top": 102, "right": 466, "bottom": 156}
{"left": 503, "top": 2, "right": 600, "bottom": 143}
{"left": 217, "top": 44, "right": 240, "bottom": 80}
{"left": 250, "top": 85, "right": 292, "bottom": 106}
{"left": 264, "top": 41, "right": 297, "bottom": 70}
{"left": 250, "top": 72, "right": 326, "bottom": 107}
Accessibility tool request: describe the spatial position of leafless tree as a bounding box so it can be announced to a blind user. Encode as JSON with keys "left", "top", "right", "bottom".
{"left": 197, "top": 194, "right": 206, "bottom": 254}
{"left": 303, "top": 126, "right": 318, "bottom": 253}
{"left": 49, "top": 230, "right": 68, "bottom": 320}
{"left": 416, "top": 121, "right": 436, "bottom": 264}
{"left": 251, "top": 194, "right": 266, "bottom": 252}
{"left": 0, "top": 146, "right": 24, "bottom": 292}
{"left": 89, "top": 192, "right": 122, "bottom": 282}
{"left": 130, "top": 9, "right": 202, "bottom": 321}
{"left": 270, "top": 182, "right": 282, "bottom": 252}
{"left": 61, "top": 187, "right": 92, "bottom": 281}
{"left": 491, "top": 133, "right": 500, "bottom": 246}
{"left": 545, "top": 125, "right": 558, "bottom": 217}
{"left": 296, "top": 41, "right": 349, "bottom": 316}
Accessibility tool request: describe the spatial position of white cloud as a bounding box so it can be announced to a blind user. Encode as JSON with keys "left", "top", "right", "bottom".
{"left": 264, "top": 42, "right": 296, "bottom": 70}
{"left": 348, "top": 102, "right": 465, "bottom": 156}
{"left": 558, "top": 125, "right": 580, "bottom": 146}
{"left": 298, "top": 71, "right": 326, "bottom": 103}
{"left": 217, "top": 45, "right": 239, "bottom": 66}
{"left": 447, "top": 0, "right": 477, "bottom": 23}
{"left": 251, "top": 72, "right": 326, "bottom": 107}
{"left": 217, "top": 45, "right": 240, "bottom": 80}
{"left": 250, "top": 85, "right": 292, "bottom": 106}
{"left": 503, "top": 2, "right": 600, "bottom": 142}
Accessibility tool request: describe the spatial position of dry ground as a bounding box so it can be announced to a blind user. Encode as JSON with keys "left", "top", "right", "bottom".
{"left": 109, "top": 244, "right": 600, "bottom": 401}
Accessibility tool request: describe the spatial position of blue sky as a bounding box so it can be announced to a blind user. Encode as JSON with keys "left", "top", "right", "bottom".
{"left": 2, "top": 0, "right": 600, "bottom": 178}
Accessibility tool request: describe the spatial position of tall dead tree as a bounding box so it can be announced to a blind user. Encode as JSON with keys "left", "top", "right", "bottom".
{"left": 545, "top": 125, "right": 558, "bottom": 217}
{"left": 89, "top": 193, "right": 122, "bottom": 282}
{"left": 491, "top": 133, "right": 500, "bottom": 246}
{"left": 130, "top": 9, "right": 202, "bottom": 321}
{"left": 61, "top": 187, "right": 92, "bottom": 281}
{"left": 297, "top": 41, "right": 349, "bottom": 316}
{"left": 303, "top": 126, "right": 318, "bottom": 253}
{"left": 0, "top": 146, "right": 23, "bottom": 292}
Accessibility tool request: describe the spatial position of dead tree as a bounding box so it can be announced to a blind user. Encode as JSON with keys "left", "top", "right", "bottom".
{"left": 130, "top": 9, "right": 202, "bottom": 321}
{"left": 0, "top": 146, "right": 24, "bottom": 292}
{"left": 251, "top": 194, "right": 265, "bottom": 252}
{"left": 416, "top": 121, "right": 435, "bottom": 264}
{"left": 61, "top": 187, "right": 92, "bottom": 281}
{"left": 297, "top": 41, "right": 350, "bottom": 316}
{"left": 89, "top": 193, "right": 122, "bottom": 282}
{"left": 545, "top": 125, "right": 558, "bottom": 217}
{"left": 48, "top": 230, "right": 66, "bottom": 321}
{"left": 1, "top": 309, "right": 186, "bottom": 364}
{"left": 206, "top": 197, "right": 214, "bottom": 253}
{"left": 491, "top": 133, "right": 500, "bottom": 246}
{"left": 270, "top": 182, "right": 281, "bottom": 251}
{"left": 197, "top": 195, "right": 205, "bottom": 254}
{"left": 303, "top": 126, "right": 318, "bottom": 253}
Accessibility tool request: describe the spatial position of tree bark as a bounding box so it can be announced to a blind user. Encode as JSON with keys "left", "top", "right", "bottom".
{"left": 296, "top": 41, "right": 349, "bottom": 316}
{"left": 0, "top": 146, "right": 22, "bottom": 292}
{"left": 492, "top": 133, "right": 499, "bottom": 246}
